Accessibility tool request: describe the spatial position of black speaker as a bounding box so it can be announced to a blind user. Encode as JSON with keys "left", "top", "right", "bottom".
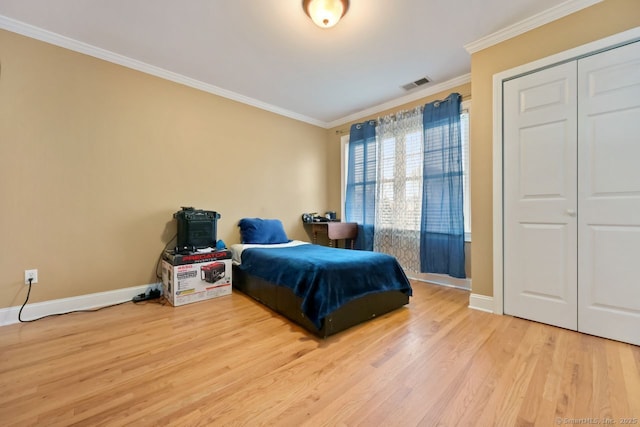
{"left": 174, "top": 207, "right": 220, "bottom": 252}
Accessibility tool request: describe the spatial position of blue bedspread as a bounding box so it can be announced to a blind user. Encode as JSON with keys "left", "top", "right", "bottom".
{"left": 238, "top": 244, "right": 412, "bottom": 329}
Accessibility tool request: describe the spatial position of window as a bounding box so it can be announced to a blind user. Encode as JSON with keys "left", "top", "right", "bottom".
{"left": 341, "top": 101, "right": 471, "bottom": 240}
{"left": 376, "top": 114, "right": 424, "bottom": 232}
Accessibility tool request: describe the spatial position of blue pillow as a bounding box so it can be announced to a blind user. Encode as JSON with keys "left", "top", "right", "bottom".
{"left": 238, "top": 218, "right": 290, "bottom": 244}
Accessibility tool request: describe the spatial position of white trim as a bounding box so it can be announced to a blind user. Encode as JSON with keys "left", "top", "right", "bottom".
{"left": 0, "top": 282, "right": 162, "bottom": 326}
{"left": 340, "top": 134, "right": 350, "bottom": 221}
{"left": 468, "top": 293, "right": 494, "bottom": 313}
{"left": 492, "top": 27, "right": 640, "bottom": 317}
{"left": 464, "top": 0, "right": 603, "bottom": 54}
{"left": 0, "top": 1, "right": 605, "bottom": 130}
{"left": 0, "top": 14, "right": 470, "bottom": 130}
{"left": 493, "top": 68, "right": 505, "bottom": 316}
{"left": 409, "top": 273, "right": 471, "bottom": 291}
{"left": 1, "top": 10, "right": 468, "bottom": 131}
{"left": 328, "top": 74, "right": 471, "bottom": 128}
{"left": 0, "top": 15, "right": 326, "bottom": 128}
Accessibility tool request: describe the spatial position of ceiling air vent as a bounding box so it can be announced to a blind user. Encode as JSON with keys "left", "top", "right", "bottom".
{"left": 401, "top": 76, "right": 431, "bottom": 91}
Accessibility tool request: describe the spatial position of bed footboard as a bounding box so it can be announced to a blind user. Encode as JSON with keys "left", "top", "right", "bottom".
{"left": 232, "top": 265, "right": 409, "bottom": 338}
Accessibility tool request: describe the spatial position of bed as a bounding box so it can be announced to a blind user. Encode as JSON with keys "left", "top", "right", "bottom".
{"left": 231, "top": 218, "right": 412, "bottom": 338}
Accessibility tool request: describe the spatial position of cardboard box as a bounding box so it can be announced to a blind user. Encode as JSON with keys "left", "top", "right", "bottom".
{"left": 161, "top": 250, "right": 232, "bottom": 306}
{"left": 163, "top": 249, "right": 232, "bottom": 265}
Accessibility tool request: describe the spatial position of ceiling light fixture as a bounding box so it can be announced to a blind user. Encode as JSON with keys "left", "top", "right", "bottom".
{"left": 302, "top": 0, "right": 350, "bottom": 29}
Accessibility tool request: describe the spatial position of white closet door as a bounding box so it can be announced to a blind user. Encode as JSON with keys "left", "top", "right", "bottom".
{"left": 577, "top": 41, "right": 640, "bottom": 345}
{"left": 503, "top": 62, "right": 578, "bottom": 330}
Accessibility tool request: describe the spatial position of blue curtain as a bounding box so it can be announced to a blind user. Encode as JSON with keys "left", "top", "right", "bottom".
{"left": 420, "top": 93, "right": 466, "bottom": 278}
{"left": 345, "top": 121, "right": 377, "bottom": 251}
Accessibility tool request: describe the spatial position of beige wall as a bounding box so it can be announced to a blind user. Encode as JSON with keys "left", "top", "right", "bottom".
{"left": 470, "top": 0, "right": 640, "bottom": 296}
{"left": 3, "top": 0, "right": 637, "bottom": 309}
{"left": 0, "top": 30, "right": 329, "bottom": 308}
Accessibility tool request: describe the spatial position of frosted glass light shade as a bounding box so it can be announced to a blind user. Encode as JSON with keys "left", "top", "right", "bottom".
{"left": 303, "top": 0, "right": 349, "bottom": 28}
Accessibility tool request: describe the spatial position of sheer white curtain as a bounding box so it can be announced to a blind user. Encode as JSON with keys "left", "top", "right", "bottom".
{"left": 373, "top": 107, "right": 423, "bottom": 272}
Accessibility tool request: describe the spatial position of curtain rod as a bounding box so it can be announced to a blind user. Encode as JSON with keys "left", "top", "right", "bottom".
{"left": 334, "top": 93, "right": 471, "bottom": 134}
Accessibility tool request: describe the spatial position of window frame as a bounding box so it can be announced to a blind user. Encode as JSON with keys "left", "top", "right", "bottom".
{"left": 341, "top": 101, "right": 472, "bottom": 241}
{"left": 461, "top": 100, "right": 471, "bottom": 242}
{"left": 340, "top": 134, "right": 350, "bottom": 222}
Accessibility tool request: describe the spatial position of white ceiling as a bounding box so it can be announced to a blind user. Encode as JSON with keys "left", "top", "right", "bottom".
{"left": 0, "top": 0, "right": 597, "bottom": 127}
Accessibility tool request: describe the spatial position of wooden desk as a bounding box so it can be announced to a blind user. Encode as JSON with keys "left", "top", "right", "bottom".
{"left": 308, "top": 222, "right": 358, "bottom": 249}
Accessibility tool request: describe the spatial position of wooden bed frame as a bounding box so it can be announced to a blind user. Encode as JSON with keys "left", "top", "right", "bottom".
{"left": 232, "top": 265, "right": 410, "bottom": 338}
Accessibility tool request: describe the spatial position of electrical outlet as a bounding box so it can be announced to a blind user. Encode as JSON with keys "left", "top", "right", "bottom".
{"left": 24, "top": 269, "right": 38, "bottom": 285}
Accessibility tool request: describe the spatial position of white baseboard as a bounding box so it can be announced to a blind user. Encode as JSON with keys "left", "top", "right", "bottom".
{"left": 0, "top": 282, "right": 162, "bottom": 326}
{"left": 407, "top": 273, "right": 472, "bottom": 291}
{"left": 468, "top": 293, "right": 494, "bottom": 313}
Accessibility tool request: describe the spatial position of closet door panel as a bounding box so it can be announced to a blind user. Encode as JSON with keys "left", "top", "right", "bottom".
{"left": 503, "top": 61, "right": 578, "bottom": 330}
{"left": 578, "top": 41, "right": 640, "bottom": 345}
{"left": 587, "top": 226, "right": 640, "bottom": 311}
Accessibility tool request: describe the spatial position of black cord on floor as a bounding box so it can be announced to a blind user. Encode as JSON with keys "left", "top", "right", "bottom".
{"left": 156, "top": 233, "right": 178, "bottom": 280}
{"left": 17, "top": 278, "right": 34, "bottom": 322}
{"left": 18, "top": 278, "right": 133, "bottom": 323}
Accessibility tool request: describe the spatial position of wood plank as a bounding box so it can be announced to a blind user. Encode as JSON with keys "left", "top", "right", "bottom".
{"left": 0, "top": 281, "right": 638, "bottom": 426}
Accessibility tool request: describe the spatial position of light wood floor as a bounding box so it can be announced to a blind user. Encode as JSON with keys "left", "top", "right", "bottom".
{"left": 1, "top": 281, "right": 638, "bottom": 426}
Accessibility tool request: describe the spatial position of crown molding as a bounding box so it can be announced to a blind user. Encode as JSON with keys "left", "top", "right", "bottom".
{"left": 464, "top": 0, "right": 603, "bottom": 54}
{"left": 0, "top": 15, "right": 327, "bottom": 128}
{"left": 327, "top": 73, "right": 472, "bottom": 129}
{"left": 3, "top": 0, "right": 600, "bottom": 130}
